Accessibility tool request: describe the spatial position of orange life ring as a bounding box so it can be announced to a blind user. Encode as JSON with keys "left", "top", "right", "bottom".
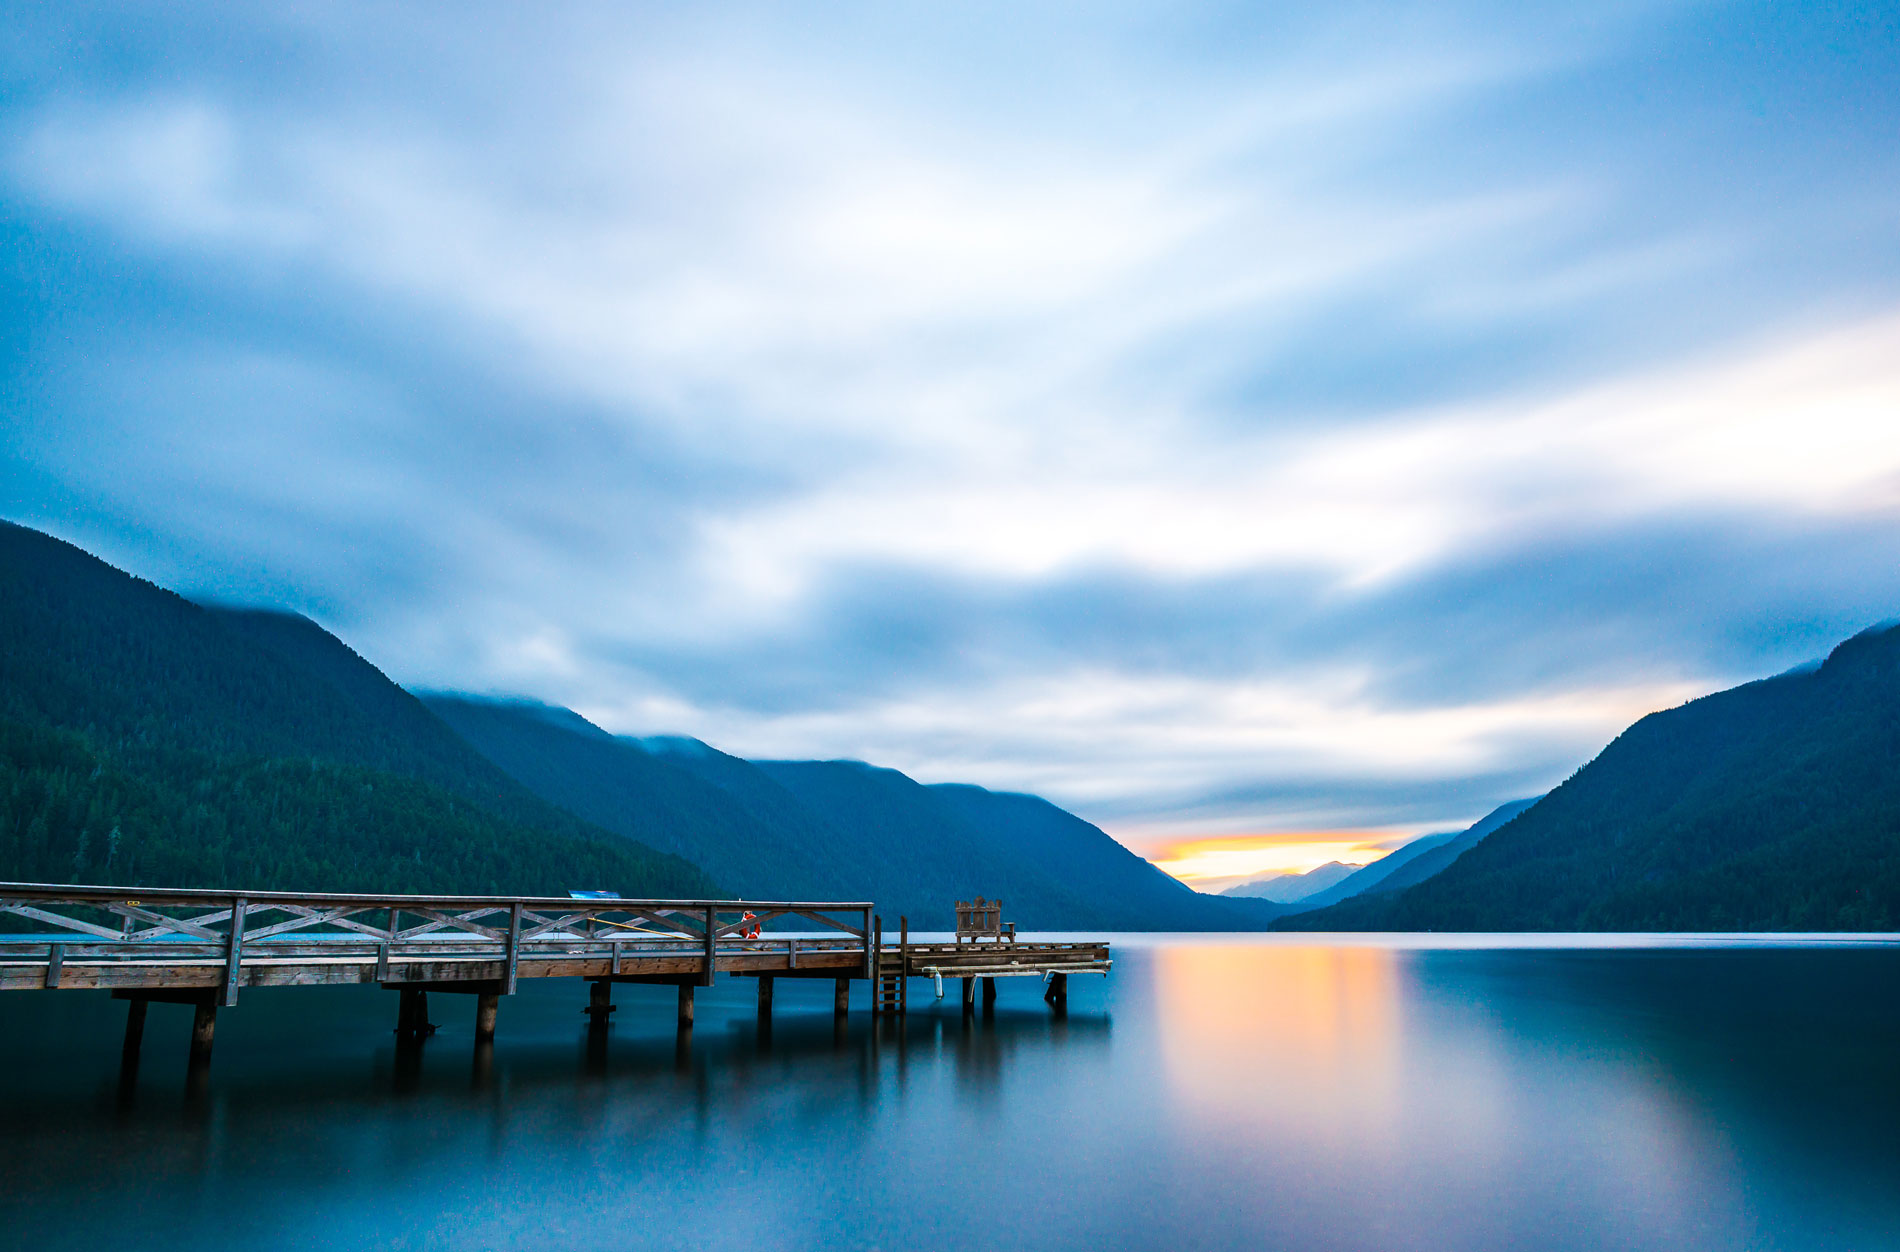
{"left": 740, "top": 910, "right": 761, "bottom": 939}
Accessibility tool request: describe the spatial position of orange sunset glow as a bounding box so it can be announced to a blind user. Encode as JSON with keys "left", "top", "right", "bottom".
{"left": 1150, "top": 832, "right": 1405, "bottom": 888}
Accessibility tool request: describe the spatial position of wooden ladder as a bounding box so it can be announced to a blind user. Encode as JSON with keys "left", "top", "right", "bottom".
{"left": 874, "top": 950, "right": 907, "bottom": 1016}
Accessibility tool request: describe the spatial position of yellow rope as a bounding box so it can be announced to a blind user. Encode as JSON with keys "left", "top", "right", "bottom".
{"left": 591, "top": 916, "right": 694, "bottom": 939}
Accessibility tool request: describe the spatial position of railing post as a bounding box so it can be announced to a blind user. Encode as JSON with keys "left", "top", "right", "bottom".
{"left": 871, "top": 914, "right": 883, "bottom": 1017}
{"left": 861, "top": 907, "right": 873, "bottom": 980}
{"left": 505, "top": 902, "right": 522, "bottom": 995}
{"left": 378, "top": 904, "right": 397, "bottom": 981}
{"left": 701, "top": 905, "right": 716, "bottom": 987}
{"left": 222, "top": 897, "right": 247, "bottom": 1007}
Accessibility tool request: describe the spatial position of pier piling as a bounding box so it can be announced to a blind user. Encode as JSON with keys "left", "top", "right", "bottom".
{"left": 3, "top": 883, "right": 1108, "bottom": 1072}
{"left": 395, "top": 987, "right": 435, "bottom": 1037}
{"left": 189, "top": 1000, "right": 217, "bottom": 1065}
{"left": 583, "top": 979, "right": 616, "bottom": 1026}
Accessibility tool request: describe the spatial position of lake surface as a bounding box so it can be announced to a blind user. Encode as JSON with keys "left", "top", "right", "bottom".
{"left": 2, "top": 935, "right": 1898, "bottom": 1252}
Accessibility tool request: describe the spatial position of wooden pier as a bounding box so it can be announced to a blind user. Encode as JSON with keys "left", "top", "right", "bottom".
{"left": 0, "top": 883, "right": 1111, "bottom": 1078}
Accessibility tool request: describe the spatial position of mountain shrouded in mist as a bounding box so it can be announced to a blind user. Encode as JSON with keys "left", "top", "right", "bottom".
{"left": 0, "top": 520, "right": 713, "bottom": 896}
{"left": 426, "top": 694, "right": 1285, "bottom": 930}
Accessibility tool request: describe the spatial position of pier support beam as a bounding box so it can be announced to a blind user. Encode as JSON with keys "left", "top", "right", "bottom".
{"left": 189, "top": 1000, "right": 218, "bottom": 1065}
{"left": 756, "top": 974, "right": 775, "bottom": 1016}
{"left": 475, "top": 993, "right": 499, "bottom": 1042}
{"left": 982, "top": 977, "right": 997, "bottom": 1012}
{"left": 961, "top": 976, "right": 976, "bottom": 1014}
{"left": 1043, "top": 972, "right": 1068, "bottom": 1011}
{"left": 677, "top": 982, "right": 695, "bottom": 1029}
{"left": 834, "top": 977, "right": 850, "bottom": 1017}
{"left": 395, "top": 987, "right": 436, "bottom": 1037}
{"left": 112, "top": 989, "right": 219, "bottom": 1081}
{"left": 583, "top": 980, "right": 616, "bottom": 1026}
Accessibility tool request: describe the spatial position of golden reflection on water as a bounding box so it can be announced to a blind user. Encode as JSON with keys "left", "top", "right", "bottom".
{"left": 1152, "top": 943, "right": 1405, "bottom": 1135}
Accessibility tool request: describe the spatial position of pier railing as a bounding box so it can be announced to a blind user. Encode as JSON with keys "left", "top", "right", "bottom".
{"left": 0, "top": 883, "right": 874, "bottom": 1003}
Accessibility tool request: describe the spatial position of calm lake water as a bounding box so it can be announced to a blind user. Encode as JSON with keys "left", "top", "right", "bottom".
{"left": 2, "top": 935, "right": 1898, "bottom": 1252}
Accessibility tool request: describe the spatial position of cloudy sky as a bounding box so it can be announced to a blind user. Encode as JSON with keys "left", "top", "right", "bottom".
{"left": 4, "top": 2, "right": 1898, "bottom": 880}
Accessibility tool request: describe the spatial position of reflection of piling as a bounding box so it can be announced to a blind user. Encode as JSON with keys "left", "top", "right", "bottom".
{"left": 115, "top": 999, "right": 148, "bottom": 1107}
{"left": 392, "top": 1035, "right": 424, "bottom": 1092}
{"left": 121, "top": 998, "right": 148, "bottom": 1066}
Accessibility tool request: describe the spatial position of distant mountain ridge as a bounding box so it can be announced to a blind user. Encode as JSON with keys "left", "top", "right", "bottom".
{"left": 1282, "top": 625, "right": 1900, "bottom": 930}
{"left": 428, "top": 695, "right": 1286, "bottom": 930}
{"left": 1222, "top": 861, "right": 1358, "bottom": 902}
{"left": 1278, "top": 798, "right": 1542, "bottom": 913}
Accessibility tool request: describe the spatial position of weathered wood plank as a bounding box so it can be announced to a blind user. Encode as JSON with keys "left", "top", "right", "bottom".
{"left": 96, "top": 903, "right": 224, "bottom": 941}
{"left": 3, "top": 904, "right": 125, "bottom": 942}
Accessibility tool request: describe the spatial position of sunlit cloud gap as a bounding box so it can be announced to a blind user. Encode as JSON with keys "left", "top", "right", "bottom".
{"left": 1153, "top": 832, "right": 1402, "bottom": 887}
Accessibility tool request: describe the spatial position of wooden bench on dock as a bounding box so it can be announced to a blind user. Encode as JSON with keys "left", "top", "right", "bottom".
{"left": 954, "top": 897, "right": 1016, "bottom": 944}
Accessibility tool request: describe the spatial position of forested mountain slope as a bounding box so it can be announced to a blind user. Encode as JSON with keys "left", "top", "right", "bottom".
{"left": 1350, "top": 797, "right": 1541, "bottom": 900}
{"left": 0, "top": 521, "right": 713, "bottom": 896}
{"left": 1281, "top": 626, "right": 1900, "bottom": 931}
{"left": 422, "top": 695, "right": 869, "bottom": 903}
{"left": 1281, "top": 798, "right": 1541, "bottom": 914}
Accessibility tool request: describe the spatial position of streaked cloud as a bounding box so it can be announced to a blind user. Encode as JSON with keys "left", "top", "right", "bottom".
{"left": 3, "top": 1, "right": 1898, "bottom": 850}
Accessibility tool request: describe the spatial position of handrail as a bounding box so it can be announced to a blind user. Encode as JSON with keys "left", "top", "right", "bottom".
{"left": 0, "top": 881, "right": 872, "bottom": 911}
{"left": 0, "top": 883, "right": 876, "bottom": 984}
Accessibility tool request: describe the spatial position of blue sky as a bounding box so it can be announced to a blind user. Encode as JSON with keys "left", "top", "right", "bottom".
{"left": 4, "top": 2, "right": 1898, "bottom": 873}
